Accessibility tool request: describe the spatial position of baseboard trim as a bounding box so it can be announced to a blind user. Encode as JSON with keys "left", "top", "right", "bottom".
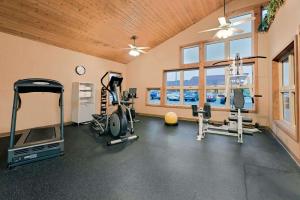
{"left": 266, "top": 127, "right": 300, "bottom": 167}
{"left": 0, "top": 122, "right": 73, "bottom": 138}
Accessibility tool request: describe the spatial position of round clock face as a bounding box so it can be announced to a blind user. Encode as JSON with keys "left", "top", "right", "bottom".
{"left": 75, "top": 65, "right": 86, "bottom": 75}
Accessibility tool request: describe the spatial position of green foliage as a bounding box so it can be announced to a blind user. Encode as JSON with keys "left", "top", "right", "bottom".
{"left": 258, "top": 0, "right": 285, "bottom": 32}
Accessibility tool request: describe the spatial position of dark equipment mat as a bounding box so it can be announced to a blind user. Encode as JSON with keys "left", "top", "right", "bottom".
{"left": 245, "top": 164, "right": 300, "bottom": 200}
{"left": 25, "top": 127, "right": 56, "bottom": 143}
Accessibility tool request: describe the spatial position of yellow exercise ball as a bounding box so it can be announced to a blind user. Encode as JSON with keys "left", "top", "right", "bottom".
{"left": 164, "top": 112, "right": 178, "bottom": 126}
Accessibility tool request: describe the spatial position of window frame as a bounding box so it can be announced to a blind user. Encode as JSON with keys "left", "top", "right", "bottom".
{"left": 279, "top": 53, "right": 296, "bottom": 125}
{"left": 204, "top": 66, "right": 227, "bottom": 108}
{"left": 146, "top": 88, "right": 162, "bottom": 106}
{"left": 180, "top": 42, "right": 201, "bottom": 67}
{"left": 203, "top": 11, "right": 256, "bottom": 111}
{"left": 272, "top": 36, "right": 299, "bottom": 142}
{"left": 163, "top": 68, "right": 200, "bottom": 107}
{"left": 204, "top": 12, "right": 254, "bottom": 63}
{"left": 149, "top": 7, "right": 260, "bottom": 112}
{"left": 204, "top": 63, "right": 255, "bottom": 110}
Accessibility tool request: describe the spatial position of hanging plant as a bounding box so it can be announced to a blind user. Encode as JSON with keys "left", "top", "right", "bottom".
{"left": 258, "top": 0, "right": 285, "bottom": 32}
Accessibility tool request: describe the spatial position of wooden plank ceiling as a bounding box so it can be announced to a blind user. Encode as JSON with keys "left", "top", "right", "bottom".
{"left": 0, "top": 0, "right": 231, "bottom": 64}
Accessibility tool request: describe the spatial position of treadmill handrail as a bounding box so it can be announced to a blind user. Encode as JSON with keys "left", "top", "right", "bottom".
{"left": 14, "top": 78, "right": 63, "bottom": 93}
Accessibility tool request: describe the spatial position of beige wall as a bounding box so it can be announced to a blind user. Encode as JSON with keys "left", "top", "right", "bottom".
{"left": 0, "top": 32, "right": 126, "bottom": 134}
{"left": 268, "top": 0, "right": 300, "bottom": 162}
{"left": 127, "top": 0, "right": 270, "bottom": 125}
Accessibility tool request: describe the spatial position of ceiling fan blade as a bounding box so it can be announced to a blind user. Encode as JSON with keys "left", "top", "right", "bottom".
{"left": 218, "top": 17, "right": 227, "bottom": 26}
{"left": 229, "top": 27, "right": 244, "bottom": 34}
{"left": 213, "top": 31, "right": 220, "bottom": 39}
{"left": 231, "top": 16, "right": 256, "bottom": 27}
{"left": 136, "top": 47, "right": 150, "bottom": 50}
{"left": 128, "top": 44, "right": 135, "bottom": 48}
{"left": 199, "top": 27, "right": 222, "bottom": 33}
{"left": 138, "top": 49, "right": 147, "bottom": 54}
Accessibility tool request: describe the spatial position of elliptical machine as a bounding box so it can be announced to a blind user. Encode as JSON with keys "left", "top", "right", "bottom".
{"left": 91, "top": 72, "right": 138, "bottom": 145}
{"left": 122, "top": 88, "right": 139, "bottom": 123}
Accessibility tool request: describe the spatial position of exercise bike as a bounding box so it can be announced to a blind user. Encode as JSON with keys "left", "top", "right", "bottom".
{"left": 91, "top": 72, "right": 138, "bottom": 145}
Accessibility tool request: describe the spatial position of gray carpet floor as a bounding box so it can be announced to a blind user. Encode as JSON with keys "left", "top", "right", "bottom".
{"left": 0, "top": 116, "right": 299, "bottom": 200}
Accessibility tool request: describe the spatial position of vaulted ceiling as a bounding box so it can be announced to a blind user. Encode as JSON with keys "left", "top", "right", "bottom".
{"left": 0, "top": 0, "right": 231, "bottom": 63}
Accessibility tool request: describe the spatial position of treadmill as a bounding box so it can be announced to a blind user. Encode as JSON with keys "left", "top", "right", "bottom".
{"left": 7, "top": 78, "right": 64, "bottom": 168}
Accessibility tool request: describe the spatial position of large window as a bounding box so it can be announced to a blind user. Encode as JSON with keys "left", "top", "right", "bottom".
{"left": 280, "top": 53, "right": 295, "bottom": 124}
{"left": 205, "top": 42, "right": 225, "bottom": 61}
{"left": 153, "top": 10, "right": 259, "bottom": 111}
{"left": 205, "top": 64, "right": 254, "bottom": 109}
{"left": 182, "top": 45, "right": 200, "bottom": 64}
{"left": 204, "top": 13, "right": 253, "bottom": 61}
{"left": 165, "top": 69, "right": 199, "bottom": 106}
{"left": 229, "top": 13, "right": 252, "bottom": 35}
{"left": 205, "top": 67, "right": 226, "bottom": 107}
{"left": 230, "top": 37, "right": 252, "bottom": 58}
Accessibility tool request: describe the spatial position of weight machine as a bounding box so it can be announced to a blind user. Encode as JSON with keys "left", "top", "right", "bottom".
{"left": 192, "top": 54, "right": 265, "bottom": 143}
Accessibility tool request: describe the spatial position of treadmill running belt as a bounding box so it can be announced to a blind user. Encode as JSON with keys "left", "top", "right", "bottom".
{"left": 25, "top": 127, "right": 56, "bottom": 143}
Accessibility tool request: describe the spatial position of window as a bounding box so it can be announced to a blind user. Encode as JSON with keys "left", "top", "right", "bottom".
{"left": 230, "top": 37, "right": 252, "bottom": 58}
{"left": 184, "top": 69, "right": 199, "bottom": 105}
{"left": 165, "top": 69, "right": 199, "bottom": 106}
{"left": 229, "top": 64, "right": 254, "bottom": 109}
{"left": 261, "top": 7, "right": 268, "bottom": 20}
{"left": 166, "top": 89, "right": 181, "bottom": 105}
{"left": 205, "top": 67, "right": 226, "bottom": 107}
{"left": 205, "top": 42, "right": 225, "bottom": 61}
{"left": 229, "top": 13, "right": 252, "bottom": 35}
{"left": 205, "top": 64, "right": 254, "bottom": 109}
{"left": 184, "top": 69, "right": 199, "bottom": 86}
{"left": 203, "top": 13, "right": 253, "bottom": 62}
{"left": 166, "top": 71, "right": 180, "bottom": 86}
{"left": 280, "top": 53, "right": 295, "bottom": 124}
{"left": 147, "top": 88, "right": 161, "bottom": 105}
{"left": 182, "top": 45, "right": 199, "bottom": 64}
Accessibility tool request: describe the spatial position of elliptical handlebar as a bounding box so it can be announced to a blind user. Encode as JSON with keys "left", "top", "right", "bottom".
{"left": 100, "top": 72, "right": 115, "bottom": 100}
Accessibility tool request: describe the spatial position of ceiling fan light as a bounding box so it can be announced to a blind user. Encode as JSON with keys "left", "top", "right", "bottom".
{"left": 216, "top": 29, "right": 227, "bottom": 39}
{"left": 216, "top": 29, "right": 233, "bottom": 39}
{"left": 129, "top": 49, "right": 140, "bottom": 57}
{"left": 227, "top": 29, "right": 233, "bottom": 37}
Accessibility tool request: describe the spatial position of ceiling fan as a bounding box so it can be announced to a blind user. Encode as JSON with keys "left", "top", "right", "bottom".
{"left": 198, "top": 0, "right": 255, "bottom": 39}
{"left": 125, "top": 35, "right": 150, "bottom": 57}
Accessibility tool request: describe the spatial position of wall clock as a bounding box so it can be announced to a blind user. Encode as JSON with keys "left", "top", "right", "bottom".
{"left": 75, "top": 65, "right": 86, "bottom": 76}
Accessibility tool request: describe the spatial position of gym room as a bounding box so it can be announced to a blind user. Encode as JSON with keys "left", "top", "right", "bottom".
{"left": 0, "top": 0, "right": 300, "bottom": 199}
